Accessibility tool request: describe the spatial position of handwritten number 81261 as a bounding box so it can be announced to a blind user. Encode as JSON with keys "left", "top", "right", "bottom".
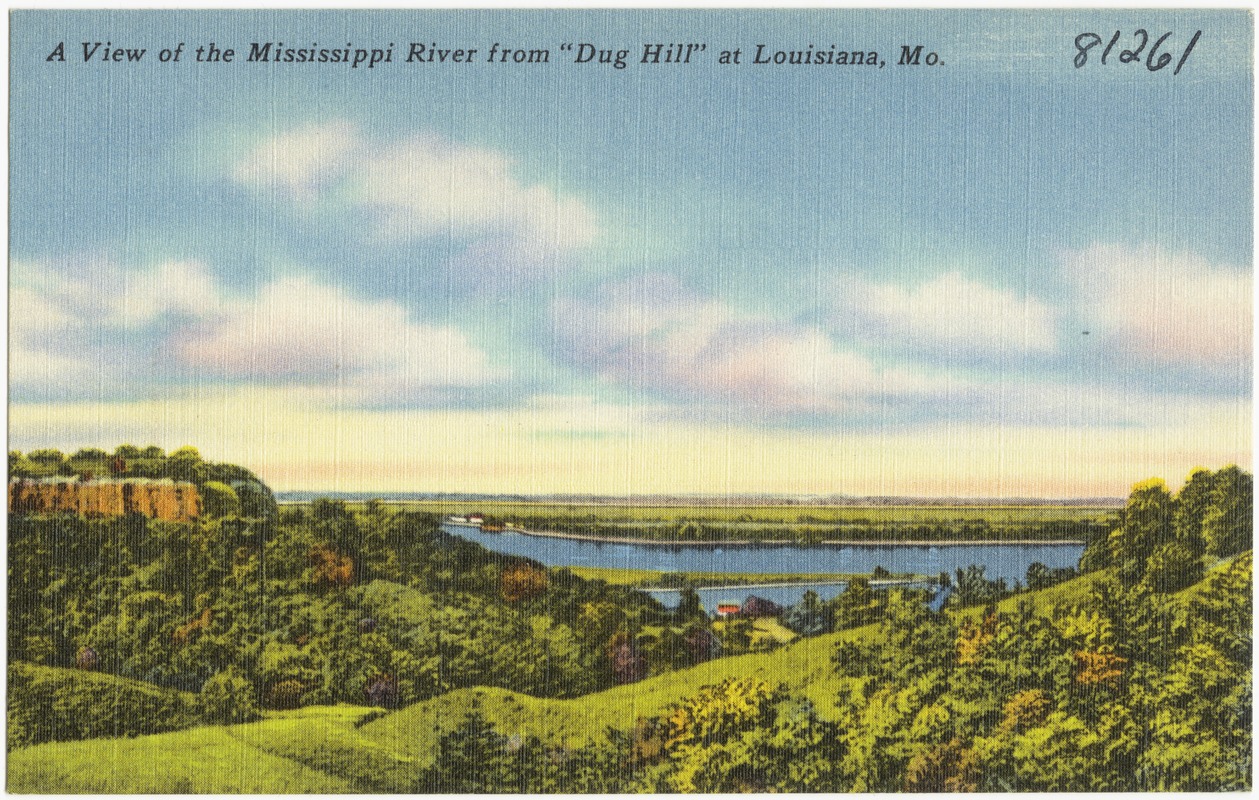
{"left": 1074, "top": 29, "right": 1201, "bottom": 75}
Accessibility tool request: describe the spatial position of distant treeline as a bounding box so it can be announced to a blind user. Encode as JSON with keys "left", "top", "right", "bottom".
{"left": 496, "top": 515, "right": 1112, "bottom": 544}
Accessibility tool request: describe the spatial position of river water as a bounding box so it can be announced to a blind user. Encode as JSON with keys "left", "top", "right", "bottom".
{"left": 442, "top": 523, "right": 1085, "bottom": 610}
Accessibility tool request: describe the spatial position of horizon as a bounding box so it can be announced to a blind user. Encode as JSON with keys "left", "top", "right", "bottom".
{"left": 269, "top": 489, "right": 1129, "bottom": 505}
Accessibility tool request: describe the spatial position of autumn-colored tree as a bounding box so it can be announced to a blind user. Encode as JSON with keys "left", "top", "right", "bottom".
{"left": 364, "top": 672, "right": 400, "bottom": 708}
{"left": 956, "top": 612, "right": 998, "bottom": 666}
{"left": 1000, "top": 689, "right": 1053, "bottom": 733}
{"left": 903, "top": 737, "right": 981, "bottom": 792}
{"left": 309, "top": 543, "right": 354, "bottom": 590}
{"left": 606, "top": 631, "right": 647, "bottom": 685}
{"left": 501, "top": 560, "right": 548, "bottom": 603}
{"left": 1072, "top": 650, "right": 1126, "bottom": 688}
{"left": 75, "top": 645, "right": 98, "bottom": 670}
{"left": 172, "top": 607, "right": 213, "bottom": 646}
{"left": 683, "top": 623, "right": 722, "bottom": 665}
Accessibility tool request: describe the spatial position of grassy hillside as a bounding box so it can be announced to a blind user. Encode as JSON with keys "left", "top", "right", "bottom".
{"left": 11, "top": 557, "right": 1248, "bottom": 793}
{"left": 7, "top": 707, "right": 368, "bottom": 793}
{"left": 7, "top": 617, "right": 883, "bottom": 792}
{"left": 363, "top": 563, "right": 1134, "bottom": 753}
{"left": 7, "top": 662, "right": 199, "bottom": 749}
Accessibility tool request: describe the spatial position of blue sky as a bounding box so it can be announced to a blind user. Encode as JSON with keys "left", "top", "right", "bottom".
{"left": 9, "top": 9, "right": 1252, "bottom": 496}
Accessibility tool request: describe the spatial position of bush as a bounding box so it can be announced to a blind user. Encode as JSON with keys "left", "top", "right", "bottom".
{"left": 266, "top": 679, "right": 306, "bottom": 710}
{"left": 199, "top": 667, "right": 262, "bottom": 724}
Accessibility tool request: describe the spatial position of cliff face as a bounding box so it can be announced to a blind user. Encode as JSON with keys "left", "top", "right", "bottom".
{"left": 8, "top": 479, "right": 201, "bottom": 521}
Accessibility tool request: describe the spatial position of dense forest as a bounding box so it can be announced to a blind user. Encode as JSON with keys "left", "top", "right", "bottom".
{"left": 6, "top": 451, "right": 1252, "bottom": 792}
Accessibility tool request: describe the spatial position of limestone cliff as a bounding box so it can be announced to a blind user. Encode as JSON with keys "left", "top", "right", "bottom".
{"left": 8, "top": 478, "right": 201, "bottom": 521}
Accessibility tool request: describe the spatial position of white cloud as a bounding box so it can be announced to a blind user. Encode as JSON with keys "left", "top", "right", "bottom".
{"left": 8, "top": 345, "right": 98, "bottom": 396}
{"left": 1063, "top": 244, "right": 1251, "bottom": 368}
{"left": 114, "top": 260, "right": 223, "bottom": 326}
{"left": 551, "top": 272, "right": 1243, "bottom": 427}
{"left": 10, "top": 258, "right": 504, "bottom": 404}
{"left": 233, "top": 121, "right": 598, "bottom": 268}
{"left": 232, "top": 120, "right": 359, "bottom": 202}
{"left": 553, "top": 274, "right": 949, "bottom": 414}
{"left": 10, "top": 259, "right": 133, "bottom": 396}
{"left": 833, "top": 270, "right": 1059, "bottom": 358}
{"left": 358, "top": 134, "right": 597, "bottom": 252}
{"left": 173, "top": 275, "right": 502, "bottom": 399}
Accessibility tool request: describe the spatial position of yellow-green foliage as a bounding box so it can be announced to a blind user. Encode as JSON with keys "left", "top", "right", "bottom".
{"left": 9, "top": 555, "right": 1249, "bottom": 793}
{"left": 8, "top": 662, "right": 199, "bottom": 749}
{"left": 7, "top": 713, "right": 362, "bottom": 793}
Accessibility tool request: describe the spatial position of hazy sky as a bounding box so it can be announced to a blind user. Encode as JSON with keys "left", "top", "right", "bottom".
{"left": 9, "top": 9, "right": 1252, "bottom": 497}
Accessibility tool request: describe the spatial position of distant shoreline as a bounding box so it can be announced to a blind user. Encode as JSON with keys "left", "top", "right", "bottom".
{"left": 445, "top": 522, "right": 1086, "bottom": 548}
{"left": 277, "top": 495, "right": 1123, "bottom": 509}
{"left": 638, "top": 578, "right": 930, "bottom": 592}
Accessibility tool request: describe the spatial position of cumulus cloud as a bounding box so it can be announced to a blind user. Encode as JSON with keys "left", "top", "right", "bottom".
{"left": 232, "top": 120, "right": 359, "bottom": 202}
{"left": 10, "top": 258, "right": 504, "bottom": 405}
{"left": 549, "top": 271, "right": 1237, "bottom": 429}
{"left": 1062, "top": 244, "right": 1251, "bottom": 369}
{"left": 552, "top": 274, "right": 949, "bottom": 415}
{"left": 172, "top": 275, "right": 502, "bottom": 403}
{"left": 832, "top": 270, "right": 1059, "bottom": 358}
{"left": 233, "top": 121, "right": 598, "bottom": 272}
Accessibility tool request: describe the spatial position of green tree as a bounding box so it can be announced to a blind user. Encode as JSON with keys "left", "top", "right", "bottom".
{"left": 1110, "top": 478, "right": 1173, "bottom": 585}
{"left": 1025, "top": 561, "right": 1052, "bottom": 590}
{"left": 27, "top": 448, "right": 65, "bottom": 467}
{"left": 673, "top": 587, "right": 705, "bottom": 624}
{"left": 1139, "top": 539, "right": 1202, "bottom": 593}
{"left": 167, "top": 446, "right": 207, "bottom": 483}
{"left": 1173, "top": 468, "right": 1216, "bottom": 556}
{"left": 201, "top": 481, "right": 242, "bottom": 518}
{"left": 1202, "top": 465, "right": 1252, "bottom": 558}
{"left": 415, "top": 710, "right": 513, "bottom": 792}
{"left": 9, "top": 450, "right": 35, "bottom": 478}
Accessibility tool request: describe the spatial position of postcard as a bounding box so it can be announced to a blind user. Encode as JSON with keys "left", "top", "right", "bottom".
{"left": 7, "top": 8, "right": 1252, "bottom": 792}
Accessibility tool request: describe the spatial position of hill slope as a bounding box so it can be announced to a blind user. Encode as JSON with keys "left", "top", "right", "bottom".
{"left": 10, "top": 553, "right": 1249, "bottom": 793}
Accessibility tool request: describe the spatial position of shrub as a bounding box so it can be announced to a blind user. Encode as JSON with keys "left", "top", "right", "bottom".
{"left": 199, "top": 667, "right": 262, "bottom": 724}
{"left": 364, "top": 673, "right": 400, "bottom": 709}
{"left": 266, "top": 679, "right": 306, "bottom": 710}
{"left": 75, "top": 646, "right": 98, "bottom": 670}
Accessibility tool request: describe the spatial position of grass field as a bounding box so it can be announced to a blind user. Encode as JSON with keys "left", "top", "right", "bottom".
{"left": 7, "top": 708, "right": 366, "bottom": 793}
{"left": 340, "top": 499, "right": 1116, "bottom": 526}
{"left": 327, "top": 499, "right": 1117, "bottom": 545}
